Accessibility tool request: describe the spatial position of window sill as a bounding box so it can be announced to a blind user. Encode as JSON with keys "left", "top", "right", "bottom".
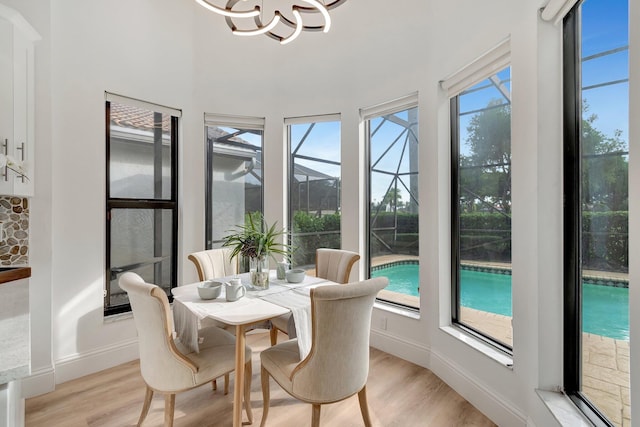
{"left": 440, "top": 325, "right": 513, "bottom": 368}
{"left": 373, "top": 301, "right": 420, "bottom": 320}
{"left": 536, "top": 390, "right": 593, "bottom": 426}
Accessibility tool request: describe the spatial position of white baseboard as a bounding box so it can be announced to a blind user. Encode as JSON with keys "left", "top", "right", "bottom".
{"left": 21, "top": 366, "right": 55, "bottom": 398}
{"left": 430, "top": 348, "right": 527, "bottom": 427}
{"left": 54, "top": 338, "right": 139, "bottom": 385}
{"left": 370, "top": 329, "right": 526, "bottom": 427}
{"left": 370, "top": 328, "right": 431, "bottom": 368}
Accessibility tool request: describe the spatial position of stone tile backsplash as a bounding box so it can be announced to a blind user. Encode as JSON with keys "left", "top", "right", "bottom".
{"left": 0, "top": 197, "right": 29, "bottom": 266}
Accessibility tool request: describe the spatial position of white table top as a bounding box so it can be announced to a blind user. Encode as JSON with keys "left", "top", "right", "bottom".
{"left": 171, "top": 272, "right": 334, "bottom": 358}
{"left": 174, "top": 288, "right": 290, "bottom": 326}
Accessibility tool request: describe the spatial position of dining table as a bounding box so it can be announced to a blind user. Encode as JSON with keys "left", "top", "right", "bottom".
{"left": 171, "top": 270, "right": 337, "bottom": 427}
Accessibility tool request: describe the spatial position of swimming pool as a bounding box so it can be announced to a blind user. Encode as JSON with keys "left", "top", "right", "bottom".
{"left": 371, "top": 263, "right": 629, "bottom": 340}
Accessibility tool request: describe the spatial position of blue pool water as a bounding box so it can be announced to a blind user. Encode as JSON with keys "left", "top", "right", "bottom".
{"left": 372, "top": 264, "right": 629, "bottom": 340}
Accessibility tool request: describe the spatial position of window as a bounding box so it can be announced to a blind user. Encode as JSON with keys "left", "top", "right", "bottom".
{"left": 564, "top": 1, "right": 629, "bottom": 425}
{"left": 105, "top": 94, "right": 179, "bottom": 315}
{"left": 286, "top": 115, "right": 341, "bottom": 269}
{"left": 363, "top": 95, "right": 419, "bottom": 310}
{"left": 451, "top": 65, "right": 512, "bottom": 350}
{"left": 205, "top": 114, "right": 264, "bottom": 258}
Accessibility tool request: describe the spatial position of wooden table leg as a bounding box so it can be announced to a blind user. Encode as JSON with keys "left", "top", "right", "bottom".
{"left": 233, "top": 324, "right": 246, "bottom": 427}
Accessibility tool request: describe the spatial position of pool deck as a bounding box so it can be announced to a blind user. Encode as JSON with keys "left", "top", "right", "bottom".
{"left": 371, "top": 255, "right": 630, "bottom": 426}
{"left": 461, "top": 308, "right": 630, "bottom": 427}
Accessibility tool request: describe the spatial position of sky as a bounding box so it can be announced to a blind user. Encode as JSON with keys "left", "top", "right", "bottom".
{"left": 580, "top": 0, "right": 629, "bottom": 148}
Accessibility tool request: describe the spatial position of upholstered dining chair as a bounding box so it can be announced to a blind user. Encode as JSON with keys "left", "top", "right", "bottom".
{"left": 119, "top": 272, "right": 253, "bottom": 427}
{"left": 187, "top": 247, "right": 238, "bottom": 281}
{"left": 270, "top": 248, "right": 360, "bottom": 345}
{"left": 187, "top": 247, "right": 241, "bottom": 391}
{"left": 314, "top": 248, "right": 361, "bottom": 284}
{"left": 260, "top": 277, "right": 388, "bottom": 427}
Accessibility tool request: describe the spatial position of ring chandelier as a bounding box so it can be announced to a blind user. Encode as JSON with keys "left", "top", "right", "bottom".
{"left": 195, "top": 0, "right": 347, "bottom": 45}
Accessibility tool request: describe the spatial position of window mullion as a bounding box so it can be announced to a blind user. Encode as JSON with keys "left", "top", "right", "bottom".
{"left": 562, "top": 4, "right": 582, "bottom": 394}
{"left": 450, "top": 96, "right": 461, "bottom": 322}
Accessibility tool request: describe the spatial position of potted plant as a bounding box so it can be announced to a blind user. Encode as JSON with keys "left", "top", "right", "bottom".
{"left": 221, "top": 213, "right": 289, "bottom": 289}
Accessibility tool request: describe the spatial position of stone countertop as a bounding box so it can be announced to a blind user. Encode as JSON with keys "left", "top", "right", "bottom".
{"left": 0, "top": 270, "right": 30, "bottom": 384}
{"left": 0, "top": 266, "right": 31, "bottom": 284}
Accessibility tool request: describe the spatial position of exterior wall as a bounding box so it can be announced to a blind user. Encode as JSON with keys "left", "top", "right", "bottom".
{"left": 210, "top": 156, "right": 247, "bottom": 244}
{"left": 3, "top": 0, "right": 637, "bottom": 426}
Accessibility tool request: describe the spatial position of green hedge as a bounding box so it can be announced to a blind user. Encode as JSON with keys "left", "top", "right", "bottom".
{"left": 370, "top": 212, "right": 419, "bottom": 256}
{"left": 460, "top": 212, "right": 511, "bottom": 231}
{"left": 459, "top": 212, "right": 511, "bottom": 263}
{"left": 582, "top": 211, "right": 628, "bottom": 272}
{"left": 291, "top": 210, "right": 628, "bottom": 273}
{"left": 291, "top": 211, "right": 341, "bottom": 266}
{"left": 371, "top": 212, "right": 419, "bottom": 233}
{"left": 457, "top": 211, "right": 628, "bottom": 272}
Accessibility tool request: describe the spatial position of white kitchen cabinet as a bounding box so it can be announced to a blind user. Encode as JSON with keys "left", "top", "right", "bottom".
{"left": 0, "top": 5, "right": 39, "bottom": 197}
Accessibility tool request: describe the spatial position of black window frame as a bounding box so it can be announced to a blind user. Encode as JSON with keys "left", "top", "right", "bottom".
{"left": 451, "top": 97, "right": 462, "bottom": 324}
{"left": 105, "top": 100, "right": 179, "bottom": 316}
{"left": 286, "top": 117, "right": 342, "bottom": 269}
{"left": 563, "top": 4, "right": 619, "bottom": 426}
{"left": 204, "top": 120, "right": 265, "bottom": 251}
{"left": 450, "top": 81, "right": 513, "bottom": 355}
{"left": 364, "top": 103, "right": 420, "bottom": 311}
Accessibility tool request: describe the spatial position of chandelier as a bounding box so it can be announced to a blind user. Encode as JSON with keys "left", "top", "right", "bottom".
{"left": 195, "top": 0, "right": 347, "bottom": 45}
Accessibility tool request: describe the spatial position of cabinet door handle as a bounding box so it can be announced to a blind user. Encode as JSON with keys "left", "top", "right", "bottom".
{"left": 2, "top": 139, "right": 7, "bottom": 182}
{"left": 16, "top": 142, "right": 24, "bottom": 160}
{"left": 16, "top": 142, "right": 25, "bottom": 182}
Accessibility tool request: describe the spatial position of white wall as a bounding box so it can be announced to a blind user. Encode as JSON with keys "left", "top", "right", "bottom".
{"left": 46, "top": 0, "right": 198, "bottom": 381}
{"left": 8, "top": 0, "right": 638, "bottom": 426}
{"left": 0, "top": 0, "right": 55, "bottom": 397}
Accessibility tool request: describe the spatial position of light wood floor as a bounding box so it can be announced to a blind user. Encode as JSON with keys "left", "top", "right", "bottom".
{"left": 25, "top": 331, "right": 496, "bottom": 427}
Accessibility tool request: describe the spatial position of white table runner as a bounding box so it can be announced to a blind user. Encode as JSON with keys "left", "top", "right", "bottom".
{"left": 260, "top": 290, "right": 315, "bottom": 358}
{"left": 172, "top": 273, "right": 331, "bottom": 359}
{"left": 254, "top": 277, "right": 331, "bottom": 359}
{"left": 172, "top": 285, "right": 258, "bottom": 353}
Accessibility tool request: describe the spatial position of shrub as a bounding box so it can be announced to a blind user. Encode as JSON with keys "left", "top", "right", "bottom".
{"left": 292, "top": 211, "right": 341, "bottom": 266}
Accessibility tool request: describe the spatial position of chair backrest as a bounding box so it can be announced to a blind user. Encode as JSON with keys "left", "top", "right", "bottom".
{"left": 188, "top": 248, "right": 238, "bottom": 281}
{"left": 119, "top": 272, "right": 198, "bottom": 391}
{"left": 290, "top": 277, "right": 388, "bottom": 402}
{"left": 315, "top": 248, "right": 360, "bottom": 284}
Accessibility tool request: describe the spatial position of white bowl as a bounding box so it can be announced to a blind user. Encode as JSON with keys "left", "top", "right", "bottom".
{"left": 197, "top": 281, "right": 223, "bottom": 300}
{"left": 285, "top": 268, "right": 306, "bottom": 284}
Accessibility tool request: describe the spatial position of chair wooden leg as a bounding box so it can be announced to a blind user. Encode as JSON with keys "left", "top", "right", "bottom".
{"left": 357, "top": 386, "right": 372, "bottom": 427}
{"left": 260, "top": 366, "right": 270, "bottom": 427}
{"left": 311, "top": 404, "right": 321, "bottom": 427}
{"left": 137, "top": 386, "right": 154, "bottom": 426}
{"left": 212, "top": 378, "right": 217, "bottom": 390}
{"left": 269, "top": 327, "right": 278, "bottom": 346}
{"left": 244, "top": 360, "right": 253, "bottom": 424}
{"left": 224, "top": 373, "right": 230, "bottom": 395}
{"left": 164, "top": 393, "right": 175, "bottom": 427}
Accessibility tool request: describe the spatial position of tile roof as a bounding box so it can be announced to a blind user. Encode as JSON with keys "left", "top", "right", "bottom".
{"left": 110, "top": 102, "right": 171, "bottom": 133}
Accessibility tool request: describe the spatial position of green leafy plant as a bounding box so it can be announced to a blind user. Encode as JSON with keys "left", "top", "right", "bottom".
{"left": 222, "top": 213, "right": 289, "bottom": 262}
